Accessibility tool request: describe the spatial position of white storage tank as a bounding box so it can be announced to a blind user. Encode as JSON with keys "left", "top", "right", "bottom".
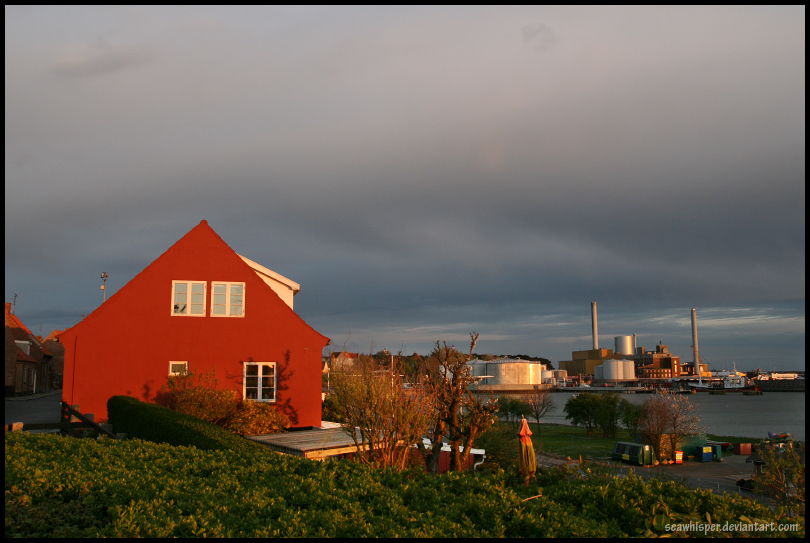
{"left": 541, "top": 370, "right": 553, "bottom": 381}
{"left": 486, "top": 359, "right": 545, "bottom": 385}
{"left": 553, "top": 369, "right": 568, "bottom": 379}
{"left": 603, "top": 359, "right": 623, "bottom": 380}
{"left": 614, "top": 335, "right": 634, "bottom": 357}
{"left": 623, "top": 359, "right": 635, "bottom": 380}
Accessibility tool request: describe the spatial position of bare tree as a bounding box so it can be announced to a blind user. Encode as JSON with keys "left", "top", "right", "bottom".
{"left": 524, "top": 388, "right": 556, "bottom": 431}
{"left": 330, "top": 356, "right": 436, "bottom": 470}
{"left": 640, "top": 390, "right": 704, "bottom": 461}
{"left": 639, "top": 392, "right": 671, "bottom": 462}
{"left": 660, "top": 390, "right": 705, "bottom": 458}
{"left": 417, "top": 333, "right": 499, "bottom": 474}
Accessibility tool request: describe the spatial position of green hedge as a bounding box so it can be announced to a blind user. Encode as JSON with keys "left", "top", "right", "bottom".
{"left": 106, "top": 395, "right": 261, "bottom": 453}
{"left": 6, "top": 432, "right": 801, "bottom": 538}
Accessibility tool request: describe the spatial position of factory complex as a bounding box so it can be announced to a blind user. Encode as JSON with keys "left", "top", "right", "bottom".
{"left": 467, "top": 304, "right": 739, "bottom": 395}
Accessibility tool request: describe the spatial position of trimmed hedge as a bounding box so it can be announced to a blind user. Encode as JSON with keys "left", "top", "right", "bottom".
{"left": 106, "top": 395, "right": 262, "bottom": 453}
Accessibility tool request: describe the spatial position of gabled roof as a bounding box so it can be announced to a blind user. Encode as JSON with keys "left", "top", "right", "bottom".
{"left": 60, "top": 220, "right": 327, "bottom": 346}
{"left": 5, "top": 302, "right": 52, "bottom": 359}
{"left": 238, "top": 254, "right": 300, "bottom": 294}
{"left": 331, "top": 351, "right": 359, "bottom": 359}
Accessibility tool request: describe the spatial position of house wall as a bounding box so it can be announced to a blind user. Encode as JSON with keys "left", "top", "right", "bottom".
{"left": 60, "top": 221, "right": 328, "bottom": 426}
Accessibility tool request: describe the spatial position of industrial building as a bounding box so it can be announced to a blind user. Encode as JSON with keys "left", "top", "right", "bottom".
{"left": 467, "top": 357, "right": 553, "bottom": 395}
{"left": 557, "top": 302, "right": 709, "bottom": 384}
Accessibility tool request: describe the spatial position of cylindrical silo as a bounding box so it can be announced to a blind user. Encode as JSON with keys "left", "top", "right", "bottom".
{"left": 603, "top": 360, "right": 623, "bottom": 380}
{"left": 553, "top": 369, "right": 568, "bottom": 379}
{"left": 615, "top": 335, "right": 634, "bottom": 357}
{"left": 541, "top": 370, "right": 553, "bottom": 382}
{"left": 623, "top": 360, "right": 635, "bottom": 380}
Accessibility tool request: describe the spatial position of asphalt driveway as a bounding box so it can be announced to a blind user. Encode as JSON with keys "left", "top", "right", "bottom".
{"left": 5, "top": 390, "right": 63, "bottom": 426}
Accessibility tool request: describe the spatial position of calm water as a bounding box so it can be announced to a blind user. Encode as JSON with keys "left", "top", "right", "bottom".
{"left": 539, "top": 391, "right": 805, "bottom": 441}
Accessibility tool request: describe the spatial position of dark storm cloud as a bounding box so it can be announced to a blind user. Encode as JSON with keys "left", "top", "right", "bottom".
{"left": 4, "top": 6, "right": 805, "bottom": 368}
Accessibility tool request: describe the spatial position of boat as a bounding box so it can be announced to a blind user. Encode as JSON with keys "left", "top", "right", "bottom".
{"left": 689, "top": 362, "right": 752, "bottom": 390}
{"left": 750, "top": 372, "right": 805, "bottom": 392}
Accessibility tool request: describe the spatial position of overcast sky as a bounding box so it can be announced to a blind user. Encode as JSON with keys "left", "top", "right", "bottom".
{"left": 5, "top": 6, "right": 805, "bottom": 371}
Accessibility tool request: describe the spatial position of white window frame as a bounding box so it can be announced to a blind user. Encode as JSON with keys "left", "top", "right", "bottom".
{"left": 169, "top": 361, "right": 188, "bottom": 376}
{"left": 171, "top": 281, "right": 207, "bottom": 316}
{"left": 243, "top": 362, "right": 276, "bottom": 402}
{"left": 211, "top": 282, "right": 246, "bottom": 317}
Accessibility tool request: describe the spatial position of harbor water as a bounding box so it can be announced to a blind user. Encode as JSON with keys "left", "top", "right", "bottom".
{"left": 540, "top": 391, "right": 805, "bottom": 441}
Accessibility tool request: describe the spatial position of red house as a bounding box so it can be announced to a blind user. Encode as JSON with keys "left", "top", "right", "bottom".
{"left": 60, "top": 220, "right": 329, "bottom": 427}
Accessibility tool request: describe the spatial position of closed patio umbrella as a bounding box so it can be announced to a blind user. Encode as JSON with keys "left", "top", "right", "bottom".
{"left": 518, "top": 416, "right": 536, "bottom": 487}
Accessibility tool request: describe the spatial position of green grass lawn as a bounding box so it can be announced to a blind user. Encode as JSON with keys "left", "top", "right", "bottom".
{"left": 526, "top": 422, "right": 759, "bottom": 459}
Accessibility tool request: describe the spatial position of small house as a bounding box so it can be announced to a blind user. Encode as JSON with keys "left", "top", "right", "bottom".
{"left": 59, "top": 220, "right": 329, "bottom": 427}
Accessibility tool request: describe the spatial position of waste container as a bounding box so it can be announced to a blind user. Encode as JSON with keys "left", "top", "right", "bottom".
{"left": 674, "top": 451, "right": 683, "bottom": 464}
{"left": 700, "top": 446, "right": 713, "bottom": 462}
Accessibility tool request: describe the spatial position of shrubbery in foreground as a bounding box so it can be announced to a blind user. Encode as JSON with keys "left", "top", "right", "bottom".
{"left": 107, "top": 395, "right": 261, "bottom": 453}
{"left": 6, "top": 432, "right": 803, "bottom": 538}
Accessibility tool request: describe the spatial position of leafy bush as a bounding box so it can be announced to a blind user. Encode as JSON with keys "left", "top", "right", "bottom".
{"left": 156, "top": 367, "right": 239, "bottom": 426}
{"left": 106, "top": 395, "right": 261, "bottom": 453}
{"left": 563, "top": 393, "right": 626, "bottom": 438}
{"left": 6, "top": 432, "right": 800, "bottom": 538}
{"left": 225, "top": 399, "right": 290, "bottom": 436}
{"left": 475, "top": 422, "right": 521, "bottom": 473}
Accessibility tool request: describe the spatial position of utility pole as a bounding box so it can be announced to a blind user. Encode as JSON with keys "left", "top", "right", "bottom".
{"left": 100, "top": 272, "right": 108, "bottom": 303}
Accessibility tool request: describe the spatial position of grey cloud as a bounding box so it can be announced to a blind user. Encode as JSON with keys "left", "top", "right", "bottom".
{"left": 50, "top": 47, "right": 156, "bottom": 78}
{"left": 522, "top": 23, "right": 556, "bottom": 51}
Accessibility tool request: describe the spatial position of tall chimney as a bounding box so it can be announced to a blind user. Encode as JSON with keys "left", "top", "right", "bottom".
{"left": 691, "top": 308, "right": 699, "bottom": 370}
{"left": 591, "top": 302, "right": 599, "bottom": 350}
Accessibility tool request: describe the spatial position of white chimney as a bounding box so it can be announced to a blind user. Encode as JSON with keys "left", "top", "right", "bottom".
{"left": 591, "top": 302, "right": 599, "bottom": 350}
{"left": 691, "top": 308, "right": 699, "bottom": 369}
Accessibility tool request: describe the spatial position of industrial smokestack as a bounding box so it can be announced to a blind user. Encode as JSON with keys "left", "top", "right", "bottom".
{"left": 633, "top": 333, "right": 637, "bottom": 353}
{"left": 591, "top": 302, "right": 599, "bottom": 350}
{"left": 691, "top": 308, "right": 699, "bottom": 370}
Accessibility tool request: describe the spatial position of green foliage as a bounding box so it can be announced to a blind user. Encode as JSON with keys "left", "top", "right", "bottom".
{"left": 106, "top": 396, "right": 261, "bottom": 453}
{"left": 619, "top": 400, "right": 645, "bottom": 440}
{"left": 6, "top": 432, "right": 800, "bottom": 538}
{"left": 475, "top": 423, "right": 521, "bottom": 474}
{"left": 498, "top": 396, "right": 533, "bottom": 428}
{"left": 754, "top": 443, "right": 805, "bottom": 518}
{"left": 321, "top": 394, "right": 340, "bottom": 422}
{"left": 157, "top": 367, "right": 239, "bottom": 426}
{"left": 225, "top": 399, "right": 291, "bottom": 437}
{"left": 564, "top": 393, "right": 626, "bottom": 438}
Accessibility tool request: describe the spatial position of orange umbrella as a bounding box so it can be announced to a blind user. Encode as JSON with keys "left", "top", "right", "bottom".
{"left": 518, "top": 416, "right": 536, "bottom": 487}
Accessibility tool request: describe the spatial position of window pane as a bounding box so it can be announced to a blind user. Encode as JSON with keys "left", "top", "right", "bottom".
{"left": 173, "top": 289, "right": 187, "bottom": 314}
{"left": 174, "top": 283, "right": 188, "bottom": 294}
{"left": 260, "top": 386, "right": 274, "bottom": 400}
{"left": 245, "top": 387, "right": 258, "bottom": 400}
{"left": 191, "top": 283, "right": 204, "bottom": 294}
{"left": 245, "top": 365, "right": 258, "bottom": 376}
{"left": 214, "top": 284, "right": 226, "bottom": 294}
{"left": 230, "top": 304, "right": 242, "bottom": 316}
{"left": 231, "top": 284, "right": 243, "bottom": 295}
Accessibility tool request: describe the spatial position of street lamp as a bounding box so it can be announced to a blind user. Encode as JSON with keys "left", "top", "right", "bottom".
{"left": 100, "top": 272, "right": 108, "bottom": 303}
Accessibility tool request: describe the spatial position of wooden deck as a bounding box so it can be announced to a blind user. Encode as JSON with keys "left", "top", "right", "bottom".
{"left": 248, "top": 428, "right": 369, "bottom": 459}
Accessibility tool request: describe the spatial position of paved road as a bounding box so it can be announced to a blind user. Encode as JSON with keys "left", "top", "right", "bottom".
{"left": 537, "top": 451, "right": 772, "bottom": 507}
{"left": 5, "top": 390, "right": 63, "bottom": 426}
